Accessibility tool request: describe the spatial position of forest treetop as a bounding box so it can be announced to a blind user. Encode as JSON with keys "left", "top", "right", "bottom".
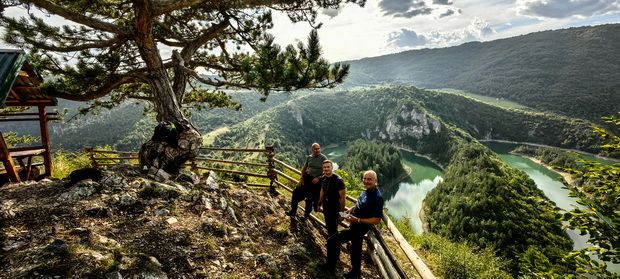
{"left": 0, "top": 0, "right": 363, "bottom": 120}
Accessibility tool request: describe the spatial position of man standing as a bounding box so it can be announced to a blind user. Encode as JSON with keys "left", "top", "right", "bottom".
{"left": 320, "top": 170, "right": 384, "bottom": 278}
{"left": 286, "top": 143, "right": 328, "bottom": 218}
{"left": 317, "top": 160, "right": 346, "bottom": 237}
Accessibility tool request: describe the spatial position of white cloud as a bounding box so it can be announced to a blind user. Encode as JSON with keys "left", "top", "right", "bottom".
{"left": 388, "top": 29, "right": 427, "bottom": 48}
{"left": 515, "top": 0, "right": 620, "bottom": 19}
{"left": 386, "top": 17, "right": 496, "bottom": 51}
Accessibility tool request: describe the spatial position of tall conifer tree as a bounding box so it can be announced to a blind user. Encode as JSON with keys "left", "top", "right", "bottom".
{"left": 0, "top": 0, "right": 362, "bottom": 171}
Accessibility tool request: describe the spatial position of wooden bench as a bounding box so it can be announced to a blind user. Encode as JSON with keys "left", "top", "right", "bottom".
{"left": 0, "top": 133, "right": 46, "bottom": 182}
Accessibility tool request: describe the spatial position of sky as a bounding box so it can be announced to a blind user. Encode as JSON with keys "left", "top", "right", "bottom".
{"left": 1, "top": 0, "right": 618, "bottom": 64}
{"left": 269, "top": 0, "right": 620, "bottom": 62}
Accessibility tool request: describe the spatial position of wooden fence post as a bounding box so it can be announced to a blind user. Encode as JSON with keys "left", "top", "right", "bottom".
{"left": 265, "top": 146, "right": 276, "bottom": 193}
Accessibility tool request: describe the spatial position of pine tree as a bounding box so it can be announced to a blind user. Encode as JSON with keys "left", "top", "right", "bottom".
{"left": 0, "top": 0, "right": 360, "bottom": 172}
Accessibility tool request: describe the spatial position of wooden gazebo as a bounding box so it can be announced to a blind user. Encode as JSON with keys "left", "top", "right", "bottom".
{"left": 0, "top": 49, "right": 57, "bottom": 182}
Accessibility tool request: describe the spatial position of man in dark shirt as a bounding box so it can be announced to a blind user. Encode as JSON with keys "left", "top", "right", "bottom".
{"left": 320, "top": 170, "right": 384, "bottom": 278}
{"left": 286, "top": 143, "right": 328, "bottom": 218}
{"left": 317, "top": 160, "right": 346, "bottom": 237}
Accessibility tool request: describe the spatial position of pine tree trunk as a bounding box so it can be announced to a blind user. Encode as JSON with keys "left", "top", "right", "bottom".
{"left": 139, "top": 120, "right": 202, "bottom": 174}
{"left": 132, "top": 3, "right": 201, "bottom": 174}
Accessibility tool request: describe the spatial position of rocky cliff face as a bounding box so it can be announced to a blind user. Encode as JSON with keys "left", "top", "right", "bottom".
{"left": 0, "top": 166, "right": 378, "bottom": 278}
{"left": 288, "top": 106, "right": 304, "bottom": 126}
{"left": 379, "top": 106, "right": 442, "bottom": 141}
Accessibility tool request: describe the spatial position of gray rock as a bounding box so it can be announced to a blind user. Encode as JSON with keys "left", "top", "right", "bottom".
{"left": 100, "top": 171, "right": 125, "bottom": 185}
{"left": 119, "top": 193, "right": 138, "bottom": 206}
{"left": 58, "top": 182, "right": 98, "bottom": 202}
{"left": 154, "top": 169, "right": 171, "bottom": 182}
{"left": 105, "top": 271, "right": 123, "bottom": 279}
{"left": 205, "top": 171, "right": 219, "bottom": 189}
{"left": 43, "top": 239, "right": 68, "bottom": 254}
{"left": 255, "top": 253, "right": 276, "bottom": 268}
{"left": 176, "top": 169, "right": 200, "bottom": 185}
{"left": 139, "top": 271, "right": 168, "bottom": 279}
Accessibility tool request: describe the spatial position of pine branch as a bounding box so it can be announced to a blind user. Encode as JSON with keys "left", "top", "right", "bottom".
{"left": 22, "top": 0, "right": 128, "bottom": 34}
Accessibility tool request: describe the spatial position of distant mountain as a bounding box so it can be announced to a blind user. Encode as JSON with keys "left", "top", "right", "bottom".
{"left": 340, "top": 24, "right": 620, "bottom": 124}
{"left": 4, "top": 92, "right": 299, "bottom": 152}
{"left": 212, "top": 86, "right": 611, "bottom": 166}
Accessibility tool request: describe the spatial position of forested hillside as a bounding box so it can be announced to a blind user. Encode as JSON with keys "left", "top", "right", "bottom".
{"left": 339, "top": 139, "right": 406, "bottom": 184}
{"left": 4, "top": 92, "right": 299, "bottom": 151}
{"left": 212, "top": 87, "right": 610, "bottom": 167}
{"left": 341, "top": 24, "right": 620, "bottom": 125}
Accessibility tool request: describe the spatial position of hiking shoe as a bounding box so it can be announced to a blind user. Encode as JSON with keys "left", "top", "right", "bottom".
{"left": 317, "top": 262, "right": 335, "bottom": 274}
{"left": 343, "top": 270, "right": 361, "bottom": 278}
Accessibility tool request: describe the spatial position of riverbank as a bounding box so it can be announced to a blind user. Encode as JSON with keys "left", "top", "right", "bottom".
{"left": 479, "top": 139, "right": 620, "bottom": 163}
{"left": 396, "top": 145, "right": 445, "bottom": 171}
{"left": 381, "top": 162, "right": 413, "bottom": 190}
{"left": 511, "top": 152, "right": 575, "bottom": 186}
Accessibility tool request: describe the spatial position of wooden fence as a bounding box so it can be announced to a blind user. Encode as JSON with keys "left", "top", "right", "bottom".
{"left": 85, "top": 146, "right": 435, "bottom": 279}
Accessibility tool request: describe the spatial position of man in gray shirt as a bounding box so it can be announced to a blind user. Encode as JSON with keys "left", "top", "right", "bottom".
{"left": 286, "top": 143, "right": 328, "bottom": 218}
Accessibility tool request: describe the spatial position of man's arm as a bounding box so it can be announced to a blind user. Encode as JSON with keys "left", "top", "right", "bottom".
{"left": 317, "top": 187, "right": 325, "bottom": 212}
{"left": 298, "top": 164, "right": 308, "bottom": 186}
{"left": 338, "top": 189, "right": 346, "bottom": 212}
{"left": 351, "top": 216, "right": 381, "bottom": 226}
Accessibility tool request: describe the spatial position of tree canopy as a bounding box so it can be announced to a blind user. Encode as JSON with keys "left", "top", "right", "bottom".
{"left": 0, "top": 0, "right": 364, "bottom": 171}
{"left": 0, "top": 0, "right": 360, "bottom": 122}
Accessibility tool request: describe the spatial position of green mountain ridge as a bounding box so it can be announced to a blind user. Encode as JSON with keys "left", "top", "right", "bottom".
{"left": 212, "top": 87, "right": 610, "bottom": 167}
{"left": 340, "top": 23, "right": 620, "bottom": 125}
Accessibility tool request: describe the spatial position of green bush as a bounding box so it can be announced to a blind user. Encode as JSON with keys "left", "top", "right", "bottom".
{"left": 52, "top": 149, "right": 93, "bottom": 179}
{"left": 412, "top": 233, "right": 512, "bottom": 279}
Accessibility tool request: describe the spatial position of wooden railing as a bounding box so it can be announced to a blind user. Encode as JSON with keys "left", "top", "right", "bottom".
{"left": 85, "top": 146, "right": 435, "bottom": 279}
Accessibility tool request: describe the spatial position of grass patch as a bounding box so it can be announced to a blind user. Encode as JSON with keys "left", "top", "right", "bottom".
{"left": 412, "top": 233, "right": 512, "bottom": 279}
{"left": 435, "top": 88, "right": 531, "bottom": 110}
{"left": 203, "top": 126, "right": 230, "bottom": 145}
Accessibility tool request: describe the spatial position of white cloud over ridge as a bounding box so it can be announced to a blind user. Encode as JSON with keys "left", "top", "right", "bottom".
{"left": 515, "top": 0, "right": 620, "bottom": 19}
{"left": 387, "top": 17, "right": 495, "bottom": 50}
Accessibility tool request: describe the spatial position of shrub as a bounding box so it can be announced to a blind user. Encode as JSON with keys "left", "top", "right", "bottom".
{"left": 412, "top": 233, "right": 511, "bottom": 279}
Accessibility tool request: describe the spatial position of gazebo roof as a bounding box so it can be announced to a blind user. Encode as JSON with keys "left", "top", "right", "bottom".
{"left": 0, "top": 49, "right": 56, "bottom": 107}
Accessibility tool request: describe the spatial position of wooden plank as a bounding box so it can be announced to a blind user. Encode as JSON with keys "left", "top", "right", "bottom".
{"left": 368, "top": 233, "right": 400, "bottom": 279}
{"left": 245, "top": 183, "right": 271, "bottom": 188}
{"left": 382, "top": 214, "right": 435, "bottom": 279}
{"left": 0, "top": 118, "right": 40, "bottom": 122}
{"left": 191, "top": 166, "right": 270, "bottom": 178}
{"left": 38, "top": 105, "right": 52, "bottom": 176}
{"left": 270, "top": 157, "right": 302, "bottom": 175}
{"left": 94, "top": 163, "right": 140, "bottom": 167}
{"left": 4, "top": 99, "right": 57, "bottom": 106}
{"left": 90, "top": 157, "right": 139, "bottom": 161}
{"left": 369, "top": 249, "right": 391, "bottom": 279}
{"left": 371, "top": 228, "right": 409, "bottom": 279}
{"left": 192, "top": 157, "right": 270, "bottom": 168}
{"left": 84, "top": 149, "right": 138, "bottom": 156}
{"left": 8, "top": 149, "right": 46, "bottom": 158}
{"left": 0, "top": 132, "right": 20, "bottom": 182}
{"left": 0, "top": 112, "right": 58, "bottom": 117}
{"left": 199, "top": 147, "right": 271, "bottom": 153}
{"left": 273, "top": 180, "right": 294, "bottom": 193}
{"left": 271, "top": 169, "right": 299, "bottom": 184}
